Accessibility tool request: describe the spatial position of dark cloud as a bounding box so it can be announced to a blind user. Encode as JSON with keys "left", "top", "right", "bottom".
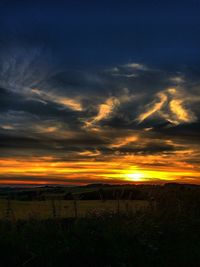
{"left": 1, "top": 63, "right": 200, "bottom": 161}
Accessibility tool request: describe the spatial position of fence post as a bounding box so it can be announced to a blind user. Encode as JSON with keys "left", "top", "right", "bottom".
{"left": 5, "top": 196, "right": 15, "bottom": 222}
{"left": 51, "top": 197, "right": 57, "bottom": 219}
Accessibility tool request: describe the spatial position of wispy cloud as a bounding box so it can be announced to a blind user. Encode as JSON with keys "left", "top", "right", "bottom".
{"left": 78, "top": 150, "right": 101, "bottom": 157}
{"left": 106, "top": 62, "right": 147, "bottom": 78}
{"left": 31, "top": 88, "right": 83, "bottom": 111}
{"left": 170, "top": 75, "right": 184, "bottom": 85}
{"left": 85, "top": 97, "right": 120, "bottom": 128}
{"left": 137, "top": 88, "right": 198, "bottom": 125}
{"left": 123, "top": 62, "right": 147, "bottom": 70}
{"left": 137, "top": 92, "right": 167, "bottom": 123}
{"left": 169, "top": 99, "right": 197, "bottom": 124}
{"left": 85, "top": 88, "right": 135, "bottom": 129}
{"left": 0, "top": 46, "right": 54, "bottom": 91}
{"left": 109, "top": 135, "right": 138, "bottom": 148}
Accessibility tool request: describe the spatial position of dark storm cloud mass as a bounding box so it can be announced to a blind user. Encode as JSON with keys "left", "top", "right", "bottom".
{"left": 1, "top": 62, "right": 200, "bottom": 159}
{"left": 0, "top": 0, "right": 200, "bottom": 183}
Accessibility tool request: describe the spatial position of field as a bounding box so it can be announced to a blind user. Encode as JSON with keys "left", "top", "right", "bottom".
{"left": 0, "top": 199, "right": 149, "bottom": 220}
{"left": 0, "top": 184, "right": 200, "bottom": 266}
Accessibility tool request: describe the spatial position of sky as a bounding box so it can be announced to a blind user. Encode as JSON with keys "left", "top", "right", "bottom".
{"left": 0, "top": 0, "right": 200, "bottom": 185}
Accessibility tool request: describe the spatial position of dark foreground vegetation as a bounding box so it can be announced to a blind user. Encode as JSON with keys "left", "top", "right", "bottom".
{"left": 0, "top": 183, "right": 200, "bottom": 267}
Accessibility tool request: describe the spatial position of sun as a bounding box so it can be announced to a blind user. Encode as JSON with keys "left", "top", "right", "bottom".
{"left": 125, "top": 172, "right": 144, "bottom": 182}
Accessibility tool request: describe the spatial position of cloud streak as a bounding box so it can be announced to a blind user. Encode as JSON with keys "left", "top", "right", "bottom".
{"left": 31, "top": 88, "right": 83, "bottom": 111}
{"left": 137, "top": 88, "right": 198, "bottom": 125}
{"left": 137, "top": 92, "right": 167, "bottom": 123}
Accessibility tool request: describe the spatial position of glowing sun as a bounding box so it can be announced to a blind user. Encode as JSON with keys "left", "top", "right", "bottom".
{"left": 126, "top": 172, "right": 144, "bottom": 181}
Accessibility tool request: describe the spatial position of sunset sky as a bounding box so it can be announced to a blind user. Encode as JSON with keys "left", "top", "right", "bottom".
{"left": 0, "top": 1, "right": 200, "bottom": 185}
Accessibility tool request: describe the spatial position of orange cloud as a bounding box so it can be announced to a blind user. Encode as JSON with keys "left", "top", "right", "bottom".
{"left": 137, "top": 88, "right": 197, "bottom": 125}
{"left": 85, "top": 97, "right": 119, "bottom": 128}
{"left": 31, "top": 88, "right": 82, "bottom": 111}
{"left": 109, "top": 135, "right": 138, "bottom": 148}
{"left": 0, "top": 151, "right": 199, "bottom": 185}
{"left": 137, "top": 92, "right": 167, "bottom": 123}
{"left": 169, "top": 99, "right": 196, "bottom": 123}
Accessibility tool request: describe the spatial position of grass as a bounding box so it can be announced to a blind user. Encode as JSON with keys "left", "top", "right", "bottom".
{"left": 0, "top": 200, "right": 149, "bottom": 220}
{"left": 0, "top": 184, "right": 200, "bottom": 266}
{"left": 0, "top": 210, "right": 199, "bottom": 267}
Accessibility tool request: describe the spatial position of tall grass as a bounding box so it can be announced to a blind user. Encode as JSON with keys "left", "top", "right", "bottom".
{"left": 0, "top": 202, "right": 200, "bottom": 267}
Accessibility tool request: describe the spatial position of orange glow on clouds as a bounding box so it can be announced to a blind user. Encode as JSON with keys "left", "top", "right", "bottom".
{"left": 0, "top": 154, "right": 199, "bottom": 185}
